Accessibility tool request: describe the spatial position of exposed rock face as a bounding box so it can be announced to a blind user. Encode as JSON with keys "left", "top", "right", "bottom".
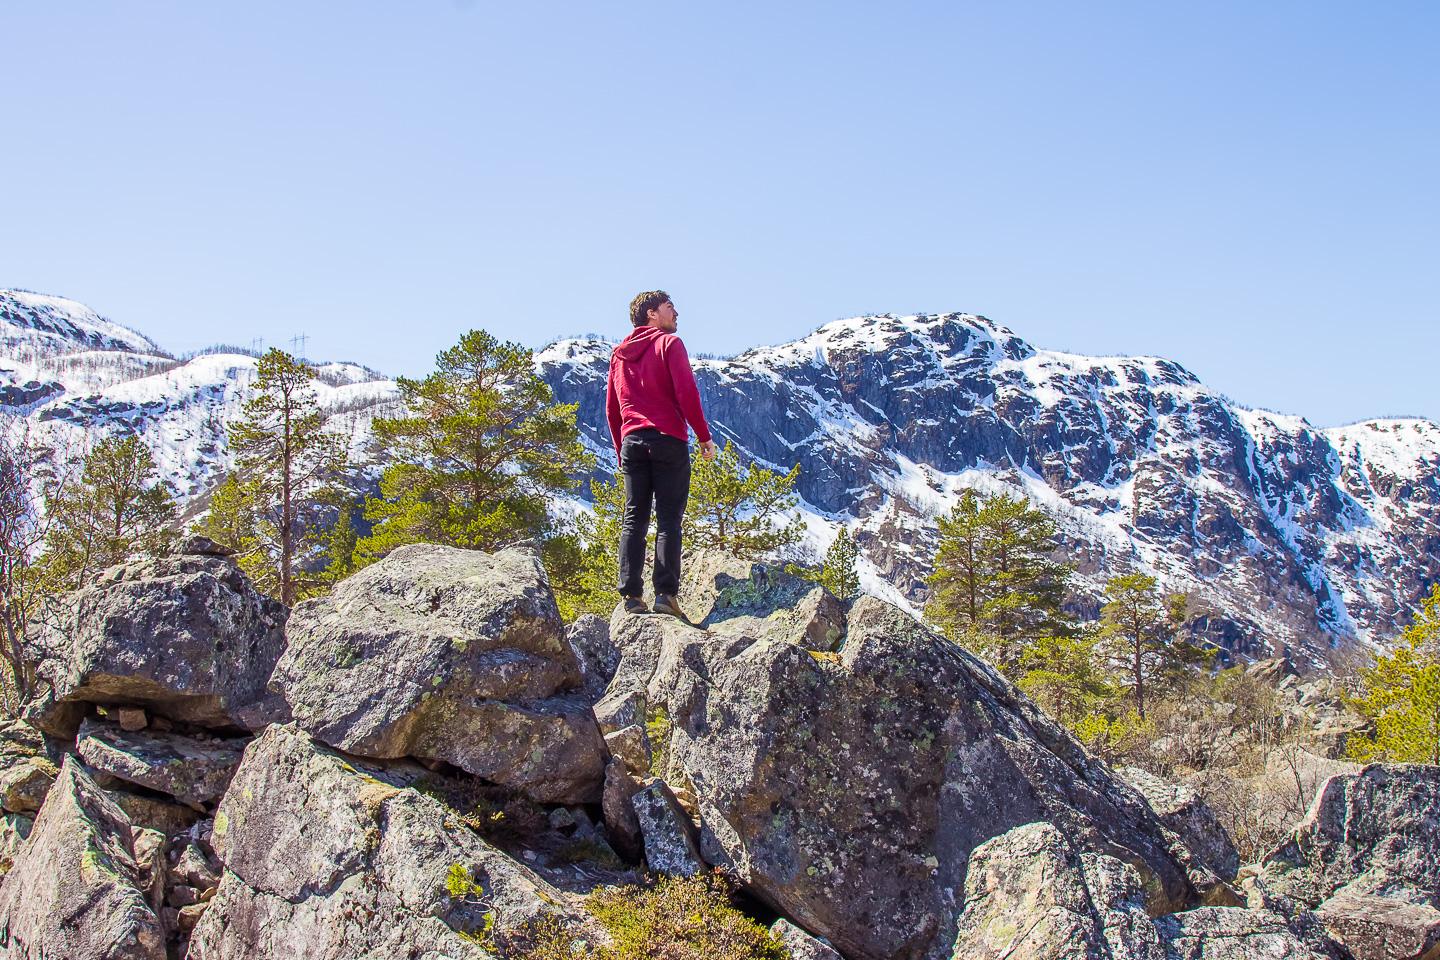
{"left": 0, "top": 757, "right": 165, "bottom": 959}
{"left": 1121, "top": 767, "right": 1241, "bottom": 881}
{"left": 0, "top": 720, "right": 57, "bottom": 815}
{"left": 273, "top": 543, "right": 607, "bottom": 803}
{"left": 566, "top": 613, "right": 619, "bottom": 698}
{"left": 604, "top": 588, "right": 1220, "bottom": 960}
{"left": 1314, "top": 894, "right": 1440, "bottom": 960}
{"left": 1259, "top": 764, "right": 1440, "bottom": 907}
{"left": 950, "top": 821, "right": 1164, "bottom": 960}
{"left": 189, "top": 723, "right": 593, "bottom": 959}
{"left": 631, "top": 779, "right": 704, "bottom": 877}
{"left": 0, "top": 814, "right": 32, "bottom": 871}
{"left": 770, "top": 919, "right": 844, "bottom": 960}
{"left": 22, "top": 553, "right": 287, "bottom": 737}
{"left": 76, "top": 718, "right": 245, "bottom": 807}
{"left": 1153, "top": 908, "right": 1330, "bottom": 960}
{"left": 680, "top": 551, "right": 847, "bottom": 650}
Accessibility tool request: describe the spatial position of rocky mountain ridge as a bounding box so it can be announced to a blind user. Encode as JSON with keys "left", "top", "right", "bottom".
{"left": 5, "top": 288, "right": 1440, "bottom": 667}
{"left": 540, "top": 314, "right": 1440, "bottom": 666}
{"left": 2, "top": 540, "right": 1437, "bottom": 959}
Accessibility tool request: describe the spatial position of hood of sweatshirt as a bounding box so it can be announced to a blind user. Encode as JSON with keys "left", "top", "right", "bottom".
{"left": 613, "top": 324, "right": 668, "bottom": 362}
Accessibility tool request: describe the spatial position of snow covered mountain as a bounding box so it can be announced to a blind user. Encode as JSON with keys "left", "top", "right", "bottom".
{"left": 538, "top": 313, "right": 1440, "bottom": 667}
{"left": 4, "top": 289, "right": 1437, "bottom": 667}
{"left": 0, "top": 289, "right": 398, "bottom": 502}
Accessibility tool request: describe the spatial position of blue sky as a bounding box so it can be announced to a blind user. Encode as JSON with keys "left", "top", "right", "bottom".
{"left": 3, "top": 1, "right": 1436, "bottom": 426}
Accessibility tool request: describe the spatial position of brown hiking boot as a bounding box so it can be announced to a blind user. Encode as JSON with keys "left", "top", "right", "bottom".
{"left": 622, "top": 596, "right": 648, "bottom": 615}
{"left": 653, "top": 594, "right": 687, "bottom": 621}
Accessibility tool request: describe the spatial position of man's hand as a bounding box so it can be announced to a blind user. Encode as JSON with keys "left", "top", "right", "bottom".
{"left": 699, "top": 440, "right": 718, "bottom": 461}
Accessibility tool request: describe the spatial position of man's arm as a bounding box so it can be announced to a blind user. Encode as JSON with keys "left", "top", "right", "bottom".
{"left": 605, "top": 360, "right": 623, "bottom": 465}
{"left": 662, "top": 336, "right": 714, "bottom": 451}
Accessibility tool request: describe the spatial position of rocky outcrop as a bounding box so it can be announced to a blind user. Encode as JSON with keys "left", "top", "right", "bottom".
{"left": 76, "top": 718, "right": 245, "bottom": 807}
{"left": 603, "top": 587, "right": 1224, "bottom": 960}
{"left": 1258, "top": 764, "right": 1440, "bottom": 907}
{"left": 21, "top": 550, "right": 287, "bottom": 737}
{"left": 950, "top": 821, "right": 1164, "bottom": 960}
{"left": 188, "top": 723, "right": 596, "bottom": 959}
{"left": 273, "top": 543, "right": 607, "bottom": 803}
{"left": 770, "top": 919, "right": 844, "bottom": 960}
{"left": 631, "top": 779, "right": 704, "bottom": 877}
{"left": 1313, "top": 894, "right": 1440, "bottom": 960}
{"left": 0, "top": 720, "right": 57, "bottom": 815}
{"left": 1121, "top": 767, "right": 1241, "bottom": 881}
{"left": 566, "top": 613, "right": 620, "bottom": 698}
{"left": 1153, "top": 908, "right": 1330, "bottom": 960}
{"left": 680, "top": 551, "right": 847, "bottom": 650}
{"left": 0, "top": 756, "right": 166, "bottom": 959}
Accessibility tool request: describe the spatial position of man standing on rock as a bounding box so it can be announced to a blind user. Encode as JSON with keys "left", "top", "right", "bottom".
{"left": 606, "top": 290, "right": 718, "bottom": 619}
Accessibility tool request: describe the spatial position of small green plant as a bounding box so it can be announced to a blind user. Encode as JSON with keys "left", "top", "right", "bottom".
{"left": 510, "top": 874, "right": 788, "bottom": 960}
{"left": 645, "top": 704, "right": 673, "bottom": 780}
{"left": 445, "top": 863, "right": 497, "bottom": 946}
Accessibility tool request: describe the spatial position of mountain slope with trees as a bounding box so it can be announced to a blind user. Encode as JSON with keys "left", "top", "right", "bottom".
{"left": 5, "top": 289, "right": 1439, "bottom": 666}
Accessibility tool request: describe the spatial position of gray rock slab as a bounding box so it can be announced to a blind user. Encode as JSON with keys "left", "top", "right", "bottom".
{"left": 681, "top": 550, "right": 847, "bottom": 650}
{"left": 603, "top": 593, "right": 1222, "bottom": 960}
{"left": 0, "top": 813, "right": 32, "bottom": 871}
{"left": 1315, "top": 893, "right": 1440, "bottom": 960}
{"left": 601, "top": 759, "right": 643, "bottom": 861}
{"left": 950, "top": 821, "right": 1165, "bottom": 960}
{"left": 771, "top": 918, "right": 844, "bottom": 960}
{"left": 76, "top": 718, "right": 246, "bottom": 807}
{"left": 188, "top": 723, "right": 598, "bottom": 959}
{"left": 1154, "top": 908, "right": 1330, "bottom": 960}
{"left": 21, "top": 553, "right": 287, "bottom": 737}
{"left": 566, "top": 613, "right": 619, "bottom": 698}
{"left": 272, "top": 543, "right": 606, "bottom": 803}
{"left": 1259, "top": 764, "right": 1440, "bottom": 908}
{"left": 1122, "top": 766, "right": 1241, "bottom": 881}
{"left": 0, "top": 756, "right": 166, "bottom": 959}
{"left": 631, "top": 779, "right": 704, "bottom": 877}
{"left": 0, "top": 727, "right": 57, "bottom": 815}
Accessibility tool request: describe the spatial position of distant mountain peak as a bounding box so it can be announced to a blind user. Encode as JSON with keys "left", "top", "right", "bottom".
{"left": 0, "top": 289, "right": 165, "bottom": 358}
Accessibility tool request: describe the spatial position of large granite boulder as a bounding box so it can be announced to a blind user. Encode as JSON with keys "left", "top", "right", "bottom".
{"left": 603, "top": 593, "right": 1224, "bottom": 960}
{"left": 1121, "top": 767, "right": 1241, "bottom": 881}
{"left": 680, "top": 550, "right": 847, "bottom": 649}
{"left": 272, "top": 544, "right": 606, "bottom": 804}
{"left": 188, "top": 723, "right": 597, "bottom": 958}
{"left": 0, "top": 756, "right": 166, "bottom": 959}
{"left": 1313, "top": 894, "right": 1440, "bottom": 960}
{"left": 1258, "top": 764, "right": 1440, "bottom": 907}
{"left": 950, "top": 821, "right": 1165, "bottom": 960}
{"left": 0, "top": 719, "right": 58, "bottom": 814}
{"left": 22, "top": 551, "right": 287, "bottom": 737}
{"left": 1153, "top": 908, "right": 1330, "bottom": 960}
{"left": 76, "top": 718, "right": 246, "bottom": 808}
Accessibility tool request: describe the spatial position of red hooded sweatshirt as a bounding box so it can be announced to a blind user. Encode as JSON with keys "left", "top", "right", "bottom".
{"left": 606, "top": 325, "right": 712, "bottom": 463}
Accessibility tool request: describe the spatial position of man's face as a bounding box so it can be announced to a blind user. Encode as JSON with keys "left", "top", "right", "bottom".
{"left": 647, "top": 300, "right": 678, "bottom": 332}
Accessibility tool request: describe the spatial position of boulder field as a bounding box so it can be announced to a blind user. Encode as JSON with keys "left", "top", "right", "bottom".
{"left": 0, "top": 539, "right": 1434, "bottom": 959}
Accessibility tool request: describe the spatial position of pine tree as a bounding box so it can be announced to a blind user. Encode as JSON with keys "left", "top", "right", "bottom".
{"left": 1098, "top": 572, "right": 1206, "bottom": 721}
{"left": 560, "top": 476, "right": 628, "bottom": 620}
{"left": 1017, "top": 629, "right": 1118, "bottom": 729}
{"left": 42, "top": 435, "right": 176, "bottom": 590}
{"left": 684, "top": 442, "right": 804, "bottom": 561}
{"left": 819, "top": 527, "right": 860, "bottom": 601}
{"left": 226, "top": 348, "right": 348, "bottom": 605}
{"left": 0, "top": 428, "right": 60, "bottom": 711}
{"left": 359, "top": 330, "right": 592, "bottom": 558}
{"left": 1347, "top": 583, "right": 1440, "bottom": 765}
{"left": 924, "top": 489, "right": 1073, "bottom": 676}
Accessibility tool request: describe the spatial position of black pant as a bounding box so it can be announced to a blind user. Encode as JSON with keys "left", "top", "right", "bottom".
{"left": 618, "top": 429, "right": 691, "bottom": 598}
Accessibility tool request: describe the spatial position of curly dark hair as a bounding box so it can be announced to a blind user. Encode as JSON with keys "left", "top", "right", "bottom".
{"left": 629, "top": 290, "right": 671, "bottom": 327}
